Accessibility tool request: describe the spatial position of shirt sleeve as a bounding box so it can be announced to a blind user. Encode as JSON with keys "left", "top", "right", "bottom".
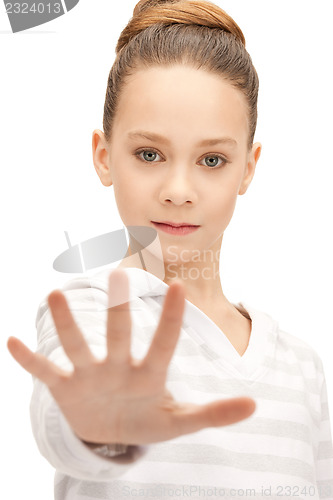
{"left": 315, "top": 359, "right": 333, "bottom": 498}
{"left": 29, "top": 276, "right": 149, "bottom": 482}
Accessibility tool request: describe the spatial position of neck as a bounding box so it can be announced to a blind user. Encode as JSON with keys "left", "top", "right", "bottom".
{"left": 117, "top": 237, "right": 235, "bottom": 312}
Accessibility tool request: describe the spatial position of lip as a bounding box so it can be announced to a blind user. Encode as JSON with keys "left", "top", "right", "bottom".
{"left": 152, "top": 220, "right": 200, "bottom": 228}
{"left": 151, "top": 221, "right": 200, "bottom": 236}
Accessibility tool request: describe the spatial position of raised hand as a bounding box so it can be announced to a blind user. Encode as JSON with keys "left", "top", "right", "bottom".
{"left": 7, "top": 269, "right": 255, "bottom": 446}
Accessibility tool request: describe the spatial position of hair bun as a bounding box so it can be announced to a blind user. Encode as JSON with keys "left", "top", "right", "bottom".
{"left": 116, "top": 0, "right": 245, "bottom": 54}
{"left": 133, "top": 0, "right": 181, "bottom": 17}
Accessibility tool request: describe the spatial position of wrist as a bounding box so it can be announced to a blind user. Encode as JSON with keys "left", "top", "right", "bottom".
{"left": 81, "top": 440, "right": 128, "bottom": 457}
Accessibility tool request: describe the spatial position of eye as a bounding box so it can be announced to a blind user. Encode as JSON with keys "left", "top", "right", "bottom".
{"left": 198, "top": 154, "right": 229, "bottom": 169}
{"left": 134, "top": 149, "right": 162, "bottom": 163}
{"left": 133, "top": 148, "right": 229, "bottom": 169}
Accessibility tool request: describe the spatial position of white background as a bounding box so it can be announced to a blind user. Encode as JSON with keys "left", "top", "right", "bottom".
{"left": 1, "top": 0, "right": 332, "bottom": 497}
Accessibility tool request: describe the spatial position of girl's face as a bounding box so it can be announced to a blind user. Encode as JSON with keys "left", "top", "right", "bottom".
{"left": 93, "top": 65, "right": 261, "bottom": 267}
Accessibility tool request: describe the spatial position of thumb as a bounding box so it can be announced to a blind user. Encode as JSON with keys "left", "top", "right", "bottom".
{"left": 172, "top": 397, "right": 256, "bottom": 437}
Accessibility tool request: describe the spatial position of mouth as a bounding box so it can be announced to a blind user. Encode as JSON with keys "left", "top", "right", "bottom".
{"left": 151, "top": 221, "right": 200, "bottom": 228}
{"left": 151, "top": 221, "right": 200, "bottom": 236}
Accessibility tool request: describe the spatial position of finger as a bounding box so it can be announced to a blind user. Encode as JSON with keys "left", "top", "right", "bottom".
{"left": 142, "top": 279, "right": 185, "bottom": 375}
{"left": 47, "top": 290, "right": 95, "bottom": 369}
{"left": 172, "top": 397, "right": 256, "bottom": 437}
{"left": 106, "top": 269, "right": 132, "bottom": 363}
{"left": 7, "top": 336, "right": 69, "bottom": 388}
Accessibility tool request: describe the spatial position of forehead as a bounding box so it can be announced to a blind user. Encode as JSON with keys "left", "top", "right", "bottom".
{"left": 113, "top": 65, "right": 249, "bottom": 142}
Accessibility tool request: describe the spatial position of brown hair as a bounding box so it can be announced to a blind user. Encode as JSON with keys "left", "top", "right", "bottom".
{"left": 103, "top": 0, "right": 259, "bottom": 152}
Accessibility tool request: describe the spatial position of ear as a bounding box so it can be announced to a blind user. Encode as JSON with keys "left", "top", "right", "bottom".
{"left": 238, "top": 142, "right": 262, "bottom": 195}
{"left": 92, "top": 129, "right": 113, "bottom": 187}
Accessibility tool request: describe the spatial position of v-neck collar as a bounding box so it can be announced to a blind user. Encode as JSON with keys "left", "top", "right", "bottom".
{"left": 180, "top": 296, "right": 277, "bottom": 379}
{"left": 92, "top": 266, "right": 278, "bottom": 379}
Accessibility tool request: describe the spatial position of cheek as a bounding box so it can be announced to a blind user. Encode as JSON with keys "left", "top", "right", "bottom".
{"left": 114, "top": 163, "right": 151, "bottom": 192}
{"left": 113, "top": 167, "right": 137, "bottom": 199}
{"left": 112, "top": 171, "right": 147, "bottom": 220}
{"left": 208, "top": 183, "right": 239, "bottom": 222}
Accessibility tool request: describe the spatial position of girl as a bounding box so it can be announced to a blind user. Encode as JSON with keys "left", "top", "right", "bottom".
{"left": 7, "top": 0, "right": 333, "bottom": 498}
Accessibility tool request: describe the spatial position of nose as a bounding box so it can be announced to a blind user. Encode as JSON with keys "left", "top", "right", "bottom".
{"left": 158, "top": 165, "right": 198, "bottom": 205}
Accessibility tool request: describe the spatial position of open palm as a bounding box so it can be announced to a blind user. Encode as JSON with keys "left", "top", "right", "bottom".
{"left": 7, "top": 269, "right": 256, "bottom": 446}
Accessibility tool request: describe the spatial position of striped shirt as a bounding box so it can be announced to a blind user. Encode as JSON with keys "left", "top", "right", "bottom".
{"left": 31, "top": 267, "right": 333, "bottom": 499}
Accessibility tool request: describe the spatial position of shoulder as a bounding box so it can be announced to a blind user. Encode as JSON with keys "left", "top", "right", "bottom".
{"left": 277, "top": 327, "right": 325, "bottom": 380}
{"left": 35, "top": 271, "right": 110, "bottom": 330}
{"left": 34, "top": 267, "right": 146, "bottom": 332}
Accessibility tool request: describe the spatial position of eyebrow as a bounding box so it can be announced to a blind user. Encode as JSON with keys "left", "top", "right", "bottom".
{"left": 127, "top": 130, "right": 238, "bottom": 147}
